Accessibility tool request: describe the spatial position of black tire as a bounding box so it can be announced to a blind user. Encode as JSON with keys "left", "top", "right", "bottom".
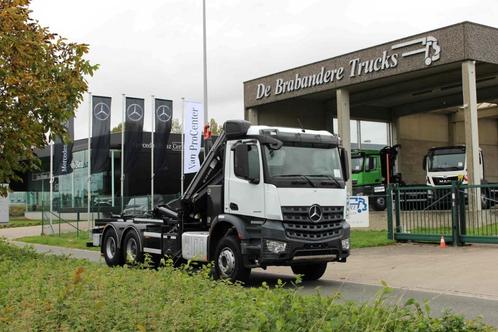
{"left": 102, "top": 228, "right": 124, "bottom": 267}
{"left": 122, "top": 230, "right": 144, "bottom": 265}
{"left": 372, "top": 196, "right": 386, "bottom": 211}
{"left": 213, "top": 235, "right": 250, "bottom": 283}
{"left": 291, "top": 262, "right": 327, "bottom": 281}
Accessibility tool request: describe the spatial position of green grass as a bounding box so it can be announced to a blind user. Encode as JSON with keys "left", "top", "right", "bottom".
{"left": 16, "top": 232, "right": 98, "bottom": 251}
{"left": 0, "top": 240, "right": 492, "bottom": 331}
{"left": 351, "top": 230, "right": 394, "bottom": 248}
{"left": 407, "top": 222, "right": 498, "bottom": 236}
{"left": 0, "top": 218, "right": 43, "bottom": 228}
{"left": 16, "top": 230, "right": 394, "bottom": 252}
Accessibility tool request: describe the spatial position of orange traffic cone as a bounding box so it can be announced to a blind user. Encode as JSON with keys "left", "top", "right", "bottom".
{"left": 439, "top": 235, "right": 447, "bottom": 248}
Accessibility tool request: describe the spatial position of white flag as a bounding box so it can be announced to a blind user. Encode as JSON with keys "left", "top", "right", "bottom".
{"left": 183, "top": 101, "right": 204, "bottom": 174}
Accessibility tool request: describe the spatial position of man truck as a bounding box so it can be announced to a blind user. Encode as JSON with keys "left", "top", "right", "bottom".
{"left": 422, "top": 145, "right": 495, "bottom": 208}
{"left": 91, "top": 120, "right": 351, "bottom": 282}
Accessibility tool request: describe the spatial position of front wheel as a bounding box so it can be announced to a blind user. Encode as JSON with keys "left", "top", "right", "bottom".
{"left": 213, "top": 235, "right": 250, "bottom": 283}
{"left": 291, "top": 262, "right": 328, "bottom": 281}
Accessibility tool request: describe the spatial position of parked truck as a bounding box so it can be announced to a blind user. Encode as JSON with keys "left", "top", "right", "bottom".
{"left": 91, "top": 120, "right": 351, "bottom": 282}
{"left": 422, "top": 145, "right": 495, "bottom": 208}
{"left": 351, "top": 145, "right": 402, "bottom": 211}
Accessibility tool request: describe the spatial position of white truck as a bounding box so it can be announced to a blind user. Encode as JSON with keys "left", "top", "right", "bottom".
{"left": 91, "top": 120, "right": 351, "bottom": 283}
{"left": 423, "top": 145, "right": 484, "bottom": 186}
{"left": 422, "top": 145, "right": 496, "bottom": 208}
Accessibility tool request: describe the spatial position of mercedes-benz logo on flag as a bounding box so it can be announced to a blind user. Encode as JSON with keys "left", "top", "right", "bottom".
{"left": 308, "top": 204, "right": 322, "bottom": 223}
{"left": 93, "top": 103, "right": 110, "bottom": 121}
{"left": 127, "top": 104, "right": 144, "bottom": 122}
{"left": 156, "top": 105, "right": 171, "bottom": 123}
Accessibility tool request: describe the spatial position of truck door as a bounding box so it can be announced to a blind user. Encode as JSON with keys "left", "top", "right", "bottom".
{"left": 225, "top": 140, "right": 265, "bottom": 218}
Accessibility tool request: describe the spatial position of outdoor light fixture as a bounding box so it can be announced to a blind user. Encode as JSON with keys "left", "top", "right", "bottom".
{"left": 265, "top": 240, "right": 287, "bottom": 254}
{"left": 341, "top": 238, "right": 350, "bottom": 251}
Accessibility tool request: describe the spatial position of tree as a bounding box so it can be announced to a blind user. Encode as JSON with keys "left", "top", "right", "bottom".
{"left": 171, "top": 118, "right": 181, "bottom": 133}
{"left": 0, "top": 0, "right": 97, "bottom": 196}
{"left": 112, "top": 123, "right": 123, "bottom": 133}
{"left": 209, "top": 118, "right": 222, "bottom": 136}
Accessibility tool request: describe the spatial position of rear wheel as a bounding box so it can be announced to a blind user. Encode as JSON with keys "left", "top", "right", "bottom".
{"left": 103, "top": 228, "right": 123, "bottom": 267}
{"left": 213, "top": 235, "right": 250, "bottom": 283}
{"left": 291, "top": 262, "right": 327, "bottom": 281}
{"left": 122, "top": 230, "right": 144, "bottom": 265}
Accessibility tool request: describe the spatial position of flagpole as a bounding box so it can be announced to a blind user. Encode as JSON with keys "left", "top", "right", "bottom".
{"left": 121, "top": 94, "right": 126, "bottom": 212}
{"left": 181, "top": 97, "right": 185, "bottom": 197}
{"left": 87, "top": 92, "right": 92, "bottom": 234}
{"left": 49, "top": 141, "right": 54, "bottom": 234}
{"left": 202, "top": 0, "right": 209, "bottom": 141}
{"left": 150, "top": 95, "right": 155, "bottom": 211}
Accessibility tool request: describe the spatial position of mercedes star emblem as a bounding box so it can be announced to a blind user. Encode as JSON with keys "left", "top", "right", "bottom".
{"left": 308, "top": 204, "right": 323, "bottom": 223}
{"left": 93, "top": 103, "right": 110, "bottom": 121}
{"left": 126, "top": 104, "right": 144, "bottom": 122}
{"left": 156, "top": 105, "right": 171, "bottom": 123}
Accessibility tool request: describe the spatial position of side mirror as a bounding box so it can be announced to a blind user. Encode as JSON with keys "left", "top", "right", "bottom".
{"left": 339, "top": 147, "right": 350, "bottom": 182}
{"left": 422, "top": 155, "right": 427, "bottom": 171}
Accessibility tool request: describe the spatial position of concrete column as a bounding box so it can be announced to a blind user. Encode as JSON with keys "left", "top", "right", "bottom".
{"left": 246, "top": 108, "right": 259, "bottom": 125}
{"left": 336, "top": 89, "right": 352, "bottom": 194}
{"left": 448, "top": 113, "right": 457, "bottom": 145}
{"left": 391, "top": 117, "right": 401, "bottom": 174}
{"left": 462, "top": 61, "right": 481, "bottom": 210}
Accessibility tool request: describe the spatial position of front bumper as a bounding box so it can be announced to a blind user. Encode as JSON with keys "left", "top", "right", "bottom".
{"left": 240, "top": 219, "right": 350, "bottom": 267}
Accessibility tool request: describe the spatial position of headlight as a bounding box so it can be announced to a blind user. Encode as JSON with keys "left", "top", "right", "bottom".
{"left": 265, "top": 240, "right": 287, "bottom": 254}
{"left": 341, "top": 238, "right": 350, "bottom": 250}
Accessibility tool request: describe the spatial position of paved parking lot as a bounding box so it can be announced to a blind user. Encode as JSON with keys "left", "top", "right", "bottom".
{"left": 265, "top": 243, "right": 498, "bottom": 300}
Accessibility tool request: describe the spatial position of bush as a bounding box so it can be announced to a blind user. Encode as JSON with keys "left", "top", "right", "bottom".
{"left": 9, "top": 205, "right": 25, "bottom": 217}
{"left": 0, "top": 240, "right": 492, "bottom": 331}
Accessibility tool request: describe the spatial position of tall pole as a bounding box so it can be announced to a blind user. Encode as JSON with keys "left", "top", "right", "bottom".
{"left": 49, "top": 141, "right": 54, "bottom": 233}
{"left": 121, "top": 94, "right": 126, "bottom": 211}
{"left": 87, "top": 92, "right": 92, "bottom": 233}
{"left": 181, "top": 97, "right": 185, "bottom": 197}
{"left": 151, "top": 95, "right": 155, "bottom": 211}
{"left": 111, "top": 149, "right": 115, "bottom": 207}
{"left": 202, "top": 0, "right": 208, "bottom": 131}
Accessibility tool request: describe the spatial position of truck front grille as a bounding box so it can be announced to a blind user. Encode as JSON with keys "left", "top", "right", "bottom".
{"left": 281, "top": 206, "right": 344, "bottom": 241}
{"left": 432, "top": 176, "right": 458, "bottom": 185}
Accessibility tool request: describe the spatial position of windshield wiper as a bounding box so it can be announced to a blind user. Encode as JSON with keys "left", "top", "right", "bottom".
{"left": 276, "top": 174, "right": 316, "bottom": 187}
{"left": 307, "top": 174, "right": 342, "bottom": 188}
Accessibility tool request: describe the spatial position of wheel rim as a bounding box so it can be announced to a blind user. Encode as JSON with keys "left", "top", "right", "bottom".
{"left": 218, "top": 247, "right": 236, "bottom": 278}
{"left": 126, "top": 237, "right": 138, "bottom": 262}
{"left": 105, "top": 236, "right": 116, "bottom": 259}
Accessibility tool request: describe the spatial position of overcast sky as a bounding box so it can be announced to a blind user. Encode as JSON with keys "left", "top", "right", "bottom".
{"left": 30, "top": 0, "right": 498, "bottom": 141}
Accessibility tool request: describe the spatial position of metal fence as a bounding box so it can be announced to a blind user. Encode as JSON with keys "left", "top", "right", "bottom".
{"left": 387, "top": 182, "right": 498, "bottom": 245}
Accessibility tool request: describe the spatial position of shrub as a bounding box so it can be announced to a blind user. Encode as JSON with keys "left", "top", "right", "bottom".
{"left": 0, "top": 240, "right": 493, "bottom": 331}
{"left": 8, "top": 205, "right": 25, "bottom": 217}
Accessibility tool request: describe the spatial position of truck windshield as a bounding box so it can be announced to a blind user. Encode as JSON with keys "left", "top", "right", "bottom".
{"left": 429, "top": 152, "right": 465, "bottom": 171}
{"left": 352, "top": 156, "right": 364, "bottom": 173}
{"left": 263, "top": 145, "right": 344, "bottom": 188}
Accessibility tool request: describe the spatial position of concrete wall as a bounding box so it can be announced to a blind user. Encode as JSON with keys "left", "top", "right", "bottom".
{"left": 452, "top": 118, "right": 498, "bottom": 182}
{"left": 255, "top": 99, "right": 330, "bottom": 131}
{"left": 398, "top": 112, "right": 498, "bottom": 184}
{"left": 397, "top": 113, "right": 450, "bottom": 184}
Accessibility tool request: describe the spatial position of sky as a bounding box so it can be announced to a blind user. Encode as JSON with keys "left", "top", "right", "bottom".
{"left": 30, "top": 0, "right": 498, "bottom": 142}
